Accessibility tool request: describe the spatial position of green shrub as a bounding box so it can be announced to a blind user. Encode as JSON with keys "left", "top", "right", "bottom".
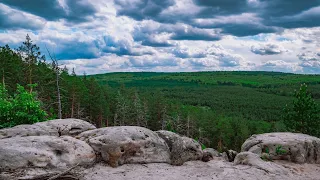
{"left": 0, "top": 84, "right": 47, "bottom": 128}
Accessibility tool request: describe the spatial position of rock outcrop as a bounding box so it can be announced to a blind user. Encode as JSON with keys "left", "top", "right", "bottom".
{"left": 156, "top": 130, "right": 203, "bottom": 165}
{"left": 0, "top": 118, "right": 96, "bottom": 139}
{"left": 77, "top": 126, "right": 170, "bottom": 167}
{"left": 1, "top": 120, "right": 320, "bottom": 180}
{"left": 241, "top": 132, "right": 320, "bottom": 164}
{"left": 0, "top": 135, "right": 96, "bottom": 171}
{"left": 234, "top": 152, "right": 289, "bottom": 175}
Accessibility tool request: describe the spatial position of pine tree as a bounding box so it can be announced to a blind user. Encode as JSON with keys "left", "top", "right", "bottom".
{"left": 114, "top": 90, "right": 129, "bottom": 126}
{"left": 0, "top": 45, "right": 24, "bottom": 92}
{"left": 283, "top": 83, "right": 319, "bottom": 137}
{"left": 18, "top": 35, "right": 45, "bottom": 92}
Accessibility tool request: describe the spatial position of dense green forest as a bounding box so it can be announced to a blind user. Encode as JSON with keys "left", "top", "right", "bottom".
{"left": 1, "top": 35, "right": 320, "bottom": 151}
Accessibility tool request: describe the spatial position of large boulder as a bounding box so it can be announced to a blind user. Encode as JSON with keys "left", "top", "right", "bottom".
{"left": 77, "top": 126, "right": 170, "bottom": 167}
{"left": 156, "top": 130, "right": 203, "bottom": 165}
{"left": 0, "top": 136, "right": 96, "bottom": 171}
{"left": 234, "top": 152, "right": 289, "bottom": 175}
{"left": 241, "top": 132, "right": 320, "bottom": 164}
{"left": 0, "top": 118, "right": 96, "bottom": 139}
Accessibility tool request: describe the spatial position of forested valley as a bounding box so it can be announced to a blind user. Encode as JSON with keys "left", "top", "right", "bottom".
{"left": 1, "top": 35, "right": 320, "bottom": 151}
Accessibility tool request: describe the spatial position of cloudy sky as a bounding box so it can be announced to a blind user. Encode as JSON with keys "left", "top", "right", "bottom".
{"left": 0, "top": 0, "right": 320, "bottom": 74}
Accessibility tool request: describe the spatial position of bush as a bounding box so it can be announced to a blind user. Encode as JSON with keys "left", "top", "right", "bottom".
{"left": 0, "top": 84, "right": 47, "bottom": 128}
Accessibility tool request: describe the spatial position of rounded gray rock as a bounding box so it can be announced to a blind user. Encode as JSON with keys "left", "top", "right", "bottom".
{"left": 0, "top": 118, "right": 96, "bottom": 139}
{"left": 156, "top": 130, "right": 203, "bottom": 165}
{"left": 241, "top": 132, "right": 320, "bottom": 164}
{"left": 0, "top": 135, "right": 96, "bottom": 171}
{"left": 77, "top": 126, "right": 171, "bottom": 167}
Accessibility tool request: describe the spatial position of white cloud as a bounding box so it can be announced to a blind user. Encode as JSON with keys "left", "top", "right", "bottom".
{"left": 0, "top": 0, "right": 319, "bottom": 74}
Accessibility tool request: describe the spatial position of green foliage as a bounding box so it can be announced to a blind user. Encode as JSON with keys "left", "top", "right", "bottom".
{"left": 0, "top": 84, "right": 47, "bottom": 128}
{"left": 283, "top": 83, "right": 320, "bottom": 137}
{"left": 194, "top": 138, "right": 207, "bottom": 150}
{"left": 201, "top": 143, "right": 207, "bottom": 150}
{"left": 275, "top": 145, "right": 287, "bottom": 155}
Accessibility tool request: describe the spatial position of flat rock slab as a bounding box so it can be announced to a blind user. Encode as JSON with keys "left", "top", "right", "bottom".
{"left": 0, "top": 118, "right": 96, "bottom": 139}
{"left": 241, "top": 132, "right": 320, "bottom": 164}
{"left": 77, "top": 126, "right": 170, "bottom": 167}
{"left": 0, "top": 135, "right": 96, "bottom": 171}
{"left": 80, "top": 159, "right": 320, "bottom": 180}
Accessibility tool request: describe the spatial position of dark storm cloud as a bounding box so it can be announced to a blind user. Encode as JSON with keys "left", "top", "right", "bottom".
{"left": 259, "top": 0, "right": 320, "bottom": 17}
{"left": 0, "top": 4, "right": 44, "bottom": 30}
{"left": 0, "top": 0, "right": 97, "bottom": 23}
{"left": 115, "top": 0, "right": 320, "bottom": 37}
{"left": 114, "top": 0, "right": 175, "bottom": 21}
{"left": 193, "top": 0, "right": 250, "bottom": 16}
{"left": 134, "top": 23, "right": 221, "bottom": 44}
{"left": 221, "top": 24, "right": 278, "bottom": 37}
{"left": 254, "top": 0, "right": 320, "bottom": 29}
{"left": 194, "top": 19, "right": 279, "bottom": 37}
{"left": 171, "top": 27, "right": 221, "bottom": 41}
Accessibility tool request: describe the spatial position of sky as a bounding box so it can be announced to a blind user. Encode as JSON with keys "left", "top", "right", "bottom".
{"left": 0, "top": 0, "right": 320, "bottom": 74}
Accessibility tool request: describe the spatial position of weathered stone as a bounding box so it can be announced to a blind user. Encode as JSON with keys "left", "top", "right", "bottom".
{"left": 241, "top": 132, "right": 320, "bottom": 164}
{"left": 202, "top": 151, "right": 213, "bottom": 162}
{"left": 222, "top": 150, "right": 238, "bottom": 162}
{"left": 0, "top": 136, "right": 96, "bottom": 171}
{"left": 203, "top": 148, "right": 220, "bottom": 157}
{"left": 77, "top": 126, "right": 170, "bottom": 167}
{"left": 156, "top": 130, "right": 203, "bottom": 165}
{"left": 202, "top": 148, "right": 220, "bottom": 162}
{"left": 234, "top": 152, "right": 289, "bottom": 175}
{"left": 0, "top": 119, "right": 96, "bottom": 139}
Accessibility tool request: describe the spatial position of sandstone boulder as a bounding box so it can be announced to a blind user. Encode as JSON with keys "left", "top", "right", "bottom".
{"left": 202, "top": 148, "right": 220, "bottom": 162}
{"left": 234, "top": 152, "right": 289, "bottom": 175}
{"left": 222, "top": 150, "right": 238, "bottom": 162}
{"left": 77, "top": 126, "right": 170, "bottom": 167}
{"left": 0, "top": 136, "right": 96, "bottom": 171}
{"left": 241, "top": 132, "right": 320, "bottom": 164}
{"left": 156, "top": 130, "right": 203, "bottom": 165}
{"left": 0, "top": 118, "right": 96, "bottom": 139}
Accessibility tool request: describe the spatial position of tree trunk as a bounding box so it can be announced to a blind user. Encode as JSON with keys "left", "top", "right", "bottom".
{"left": 29, "top": 67, "right": 33, "bottom": 93}
{"left": 56, "top": 71, "right": 62, "bottom": 119}
{"left": 71, "top": 92, "right": 75, "bottom": 118}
